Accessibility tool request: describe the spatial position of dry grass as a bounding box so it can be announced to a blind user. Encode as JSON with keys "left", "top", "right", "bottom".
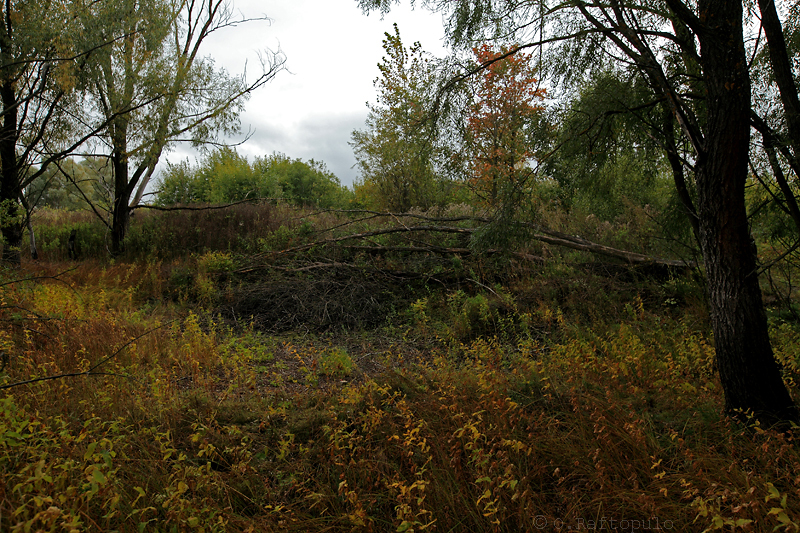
{"left": 0, "top": 211, "right": 799, "bottom": 532}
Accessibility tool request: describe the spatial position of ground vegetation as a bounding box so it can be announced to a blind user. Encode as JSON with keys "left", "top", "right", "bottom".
{"left": 0, "top": 204, "right": 799, "bottom": 531}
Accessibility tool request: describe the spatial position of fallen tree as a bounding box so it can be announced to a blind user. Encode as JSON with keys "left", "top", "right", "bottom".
{"left": 240, "top": 210, "right": 696, "bottom": 272}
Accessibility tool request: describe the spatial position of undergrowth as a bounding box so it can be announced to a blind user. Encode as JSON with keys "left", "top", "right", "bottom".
{"left": 0, "top": 209, "right": 799, "bottom": 532}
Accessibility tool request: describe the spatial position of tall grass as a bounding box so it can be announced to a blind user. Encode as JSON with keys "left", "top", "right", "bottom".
{"left": 28, "top": 202, "right": 313, "bottom": 262}
{"left": 0, "top": 208, "right": 798, "bottom": 532}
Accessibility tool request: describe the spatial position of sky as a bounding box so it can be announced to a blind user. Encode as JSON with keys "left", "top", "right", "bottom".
{"left": 171, "top": 0, "right": 450, "bottom": 188}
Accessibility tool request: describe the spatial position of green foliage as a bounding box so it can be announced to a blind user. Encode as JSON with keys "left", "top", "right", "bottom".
{"left": 544, "top": 70, "right": 673, "bottom": 219}
{"left": 155, "top": 148, "right": 352, "bottom": 208}
{"left": 351, "top": 24, "right": 457, "bottom": 211}
{"left": 25, "top": 158, "right": 113, "bottom": 212}
{"left": 158, "top": 148, "right": 278, "bottom": 205}
{"left": 155, "top": 159, "right": 206, "bottom": 206}
{"left": 33, "top": 218, "right": 107, "bottom": 259}
{"left": 317, "top": 348, "right": 355, "bottom": 378}
{"left": 0, "top": 0, "right": 93, "bottom": 247}
{"left": 257, "top": 153, "right": 351, "bottom": 208}
{"left": 196, "top": 250, "right": 236, "bottom": 274}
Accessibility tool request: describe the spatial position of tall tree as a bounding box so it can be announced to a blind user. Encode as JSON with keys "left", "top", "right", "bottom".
{"left": 351, "top": 24, "right": 445, "bottom": 211}
{"left": 359, "top": 0, "right": 799, "bottom": 424}
{"left": 80, "top": 0, "right": 285, "bottom": 254}
{"left": 0, "top": 0, "right": 102, "bottom": 263}
{"left": 465, "top": 43, "right": 545, "bottom": 207}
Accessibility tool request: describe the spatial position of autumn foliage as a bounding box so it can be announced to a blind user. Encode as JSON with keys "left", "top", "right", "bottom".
{"left": 0, "top": 206, "right": 799, "bottom": 531}
{"left": 466, "top": 45, "right": 546, "bottom": 206}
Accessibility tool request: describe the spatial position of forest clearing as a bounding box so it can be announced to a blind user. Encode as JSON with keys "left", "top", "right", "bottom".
{"left": 4, "top": 0, "right": 800, "bottom": 530}
{"left": 0, "top": 203, "right": 799, "bottom": 532}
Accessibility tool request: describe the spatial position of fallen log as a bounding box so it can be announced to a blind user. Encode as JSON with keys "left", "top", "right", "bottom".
{"left": 296, "top": 231, "right": 688, "bottom": 266}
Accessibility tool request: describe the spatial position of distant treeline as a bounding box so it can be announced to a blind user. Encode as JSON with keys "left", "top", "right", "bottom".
{"left": 28, "top": 148, "right": 355, "bottom": 212}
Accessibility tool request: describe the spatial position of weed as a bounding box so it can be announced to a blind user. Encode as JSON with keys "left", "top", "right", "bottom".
{"left": 3, "top": 206, "right": 799, "bottom": 532}
{"left": 318, "top": 348, "right": 355, "bottom": 379}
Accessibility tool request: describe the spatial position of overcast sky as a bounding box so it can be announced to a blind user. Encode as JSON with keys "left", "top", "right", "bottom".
{"left": 170, "top": 0, "right": 449, "bottom": 187}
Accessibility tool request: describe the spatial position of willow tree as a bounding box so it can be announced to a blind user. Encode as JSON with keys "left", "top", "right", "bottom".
{"left": 80, "top": 0, "right": 285, "bottom": 254}
{"left": 0, "top": 0, "right": 101, "bottom": 263}
{"left": 358, "top": 0, "right": 800, "bottom": 424}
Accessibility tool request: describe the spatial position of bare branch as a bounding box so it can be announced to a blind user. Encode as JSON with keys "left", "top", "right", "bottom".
{"left": 0, "top": 320, "right": 174, "bottom": 391}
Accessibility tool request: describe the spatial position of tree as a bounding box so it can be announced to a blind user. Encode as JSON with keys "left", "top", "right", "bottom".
{"left": 465, "top": 43, "right": 545, "bottom": 207}
{"left": 745, "top": 2, "right": 800, "bottom": 243}
{"left": 544, "top": 70, "right": 678, "bottom": 224}
{"left": 79, "top": 0, "right": 285, "bottom": 254}
{"left": 358, "top": 0, "right": 799, "bottom": 424}
{"left": 756, "top": 0, "right": 800, "bottom": 188}
{"left": 0, "top": 0, "right": 105, "bottom": 263}
{"left": 351, "top": 24, "right": 447, "bottom": 211}
{"left": 25, "top": 158, "right": 112, "bottom": 212}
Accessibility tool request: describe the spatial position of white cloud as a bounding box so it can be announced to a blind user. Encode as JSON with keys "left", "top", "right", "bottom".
{"left": 165, "top": 0, "right": 448, "bottom": 188}
{"left": 240, "top": 112, "right": 366, "bottom": 182}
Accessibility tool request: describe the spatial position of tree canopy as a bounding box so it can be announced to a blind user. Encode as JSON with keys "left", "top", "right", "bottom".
{"left": 351, "top": 24, "right": 452, "bottom": 211}
{"left": 78, "top": 0, "right": 285, "bottom": 254}
{"left": 357, "top": 0, "right": 800, "bottom": 424}
{"left": 465, "top": 43, "right": 546, "bottom": 207}
{"left": 0, "top": 0, "right": 103, "bottom": 262}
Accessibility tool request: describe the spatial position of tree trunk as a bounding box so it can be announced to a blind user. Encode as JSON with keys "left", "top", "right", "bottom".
{"left": 0, "top": 80, "right": 22, "bottom": 265}
{"left": 111, "top": 198, "right": 130, "bottom": 256}
{"left": 110, "top": 124, "right": 131, "bottom": 256}
{"left": 696, "top": 0, "right": 797, "bottom": 424}
{"left": 758, "top": 0, "right": 800, "bottom": 172}
{"left": 111, "top": 157, "right": 131, "bottom": 256}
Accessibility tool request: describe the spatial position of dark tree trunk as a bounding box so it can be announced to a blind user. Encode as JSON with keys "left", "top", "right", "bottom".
{"left": 111, "top": 194, "right": 130, "bottom": 256}
{"left": 110, "top": 129, "right": 131, "bottom": 256}
{"left": 696, "top": 0, "right": 797, "bottom": 424}
{"left": 758, "top": 0, "right": 800, "bottom": 172}
{"left": 0, "top": 80, "right": 22, "bottom": 265}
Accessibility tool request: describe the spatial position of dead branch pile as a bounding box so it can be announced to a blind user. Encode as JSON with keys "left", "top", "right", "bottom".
{"left": 219, "top": 266, "right": 417, "bottom": 333}
{"left": 217, "top": 209, "right": 697, "bottom": 333}
{"left": 237, "top": 210, "right": 695, "bottom": 272}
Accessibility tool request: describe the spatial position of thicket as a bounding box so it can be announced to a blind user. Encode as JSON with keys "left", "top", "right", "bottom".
{"left": 1, "top": 205, "right": 799, "bottom": 531}
{"left": 154, "top": 149, "right": 354, "bottom": 209}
